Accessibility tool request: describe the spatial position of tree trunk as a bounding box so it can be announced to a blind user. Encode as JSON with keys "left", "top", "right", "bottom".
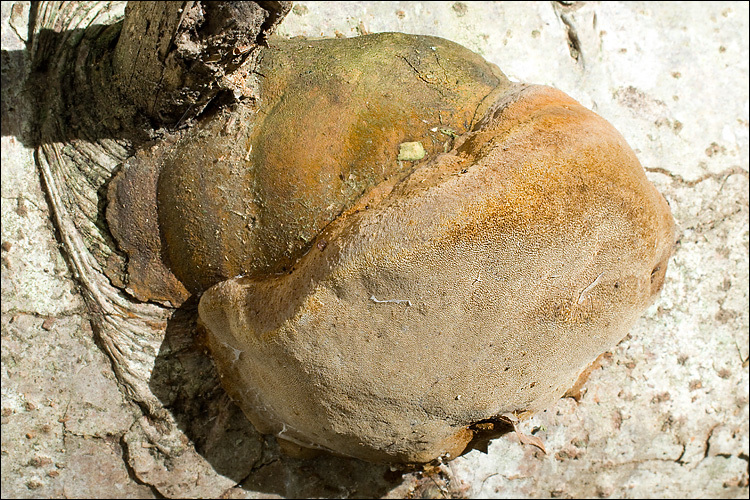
{"left": 22, "top": 2, "right": 307, "bottom": 497}
{"left": 3, "top": 2, "right": 747, "bottom": 498}
{"left": 30, "top": 0, "right": 290, "bottom": 412}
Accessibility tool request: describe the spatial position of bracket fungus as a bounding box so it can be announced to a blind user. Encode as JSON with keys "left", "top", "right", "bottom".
{"left": 107, "top": 32, "right": 675, "bottom": 464}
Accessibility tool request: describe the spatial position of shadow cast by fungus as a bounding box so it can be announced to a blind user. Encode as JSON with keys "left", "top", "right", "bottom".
{"left": 148, "top": 298, "right": 401, "bottom": 498}
{"left": 461, "top": 418, "right": 515, "bottom": 456}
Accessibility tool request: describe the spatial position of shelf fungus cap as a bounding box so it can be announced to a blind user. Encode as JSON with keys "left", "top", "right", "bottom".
{"left": 198, "top": 83, "right": 675, "bottom": 464}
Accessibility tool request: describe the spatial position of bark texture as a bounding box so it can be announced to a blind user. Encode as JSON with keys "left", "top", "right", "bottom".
{"left": 113, "top": 1, "right": 290, "bottom": 126}
{"left": 2, "top": 1, "right": 747, "bottom": 498}
{"left": 6, "top": 2, "right": 300, "bottom": 497}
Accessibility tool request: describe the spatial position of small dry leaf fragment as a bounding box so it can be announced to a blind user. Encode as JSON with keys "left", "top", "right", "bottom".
{"left": 397, "top": 141, "right": 426, "bottom": 161}
{"left": 25, "top": 480, "right": 43, "bottom": 490}
{"left": 500, "top": 413, "right": 547, "bottom": 454}
{"left": 515, "top": 427, "right": 547, "bottom": 455}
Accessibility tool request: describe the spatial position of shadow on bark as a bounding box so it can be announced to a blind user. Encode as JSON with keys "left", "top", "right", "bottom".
{"left": 148, "top": 299, "right": 400, "bottom": 498}
{"left": 1, "top": 48, "right": 33, "bottom": 145}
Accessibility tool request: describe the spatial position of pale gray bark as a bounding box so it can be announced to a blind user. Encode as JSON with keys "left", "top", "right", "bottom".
{"left": 2, "top": 1, "right": 748, "bottom": 498}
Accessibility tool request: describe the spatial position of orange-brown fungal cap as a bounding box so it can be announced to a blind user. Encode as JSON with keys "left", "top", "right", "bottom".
{"left": 155, "top": 33, "right": 509, "bottom": 297}
{"left": 198, "top": 82, "right": 675, "bottom": 464}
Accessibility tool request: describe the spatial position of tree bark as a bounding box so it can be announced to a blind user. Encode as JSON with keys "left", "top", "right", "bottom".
{"left": 28, "top": 0, "right": 291, "bottom": 415}
{"left": 113, "top": 1, "right": 290, "bottom": 126}
{"left": 6, "top": 1, "right": 746, "bottom": 498}
{"left": 21, "top": 3, "right": 296, "bottom": 496}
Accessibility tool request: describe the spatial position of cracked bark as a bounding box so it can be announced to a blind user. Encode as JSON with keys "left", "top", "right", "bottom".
{"left": 118, "top": 433, "right": 165, "bottom": 499}
{"left": 17, "top": 2, "right": 294, "bottom": 497}
{"left": 646, "top": 166, "right": 749, "bottom": 187}
{"left": 113, "top": 1, "right": 291, "bottom": 126}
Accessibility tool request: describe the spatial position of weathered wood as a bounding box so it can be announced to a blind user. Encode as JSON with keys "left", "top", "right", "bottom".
{"left": 26, "top": 6, "right": 293, "bottom": 484}
{"left": 113, "top": 1, "right": 291, "bottom": 126}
